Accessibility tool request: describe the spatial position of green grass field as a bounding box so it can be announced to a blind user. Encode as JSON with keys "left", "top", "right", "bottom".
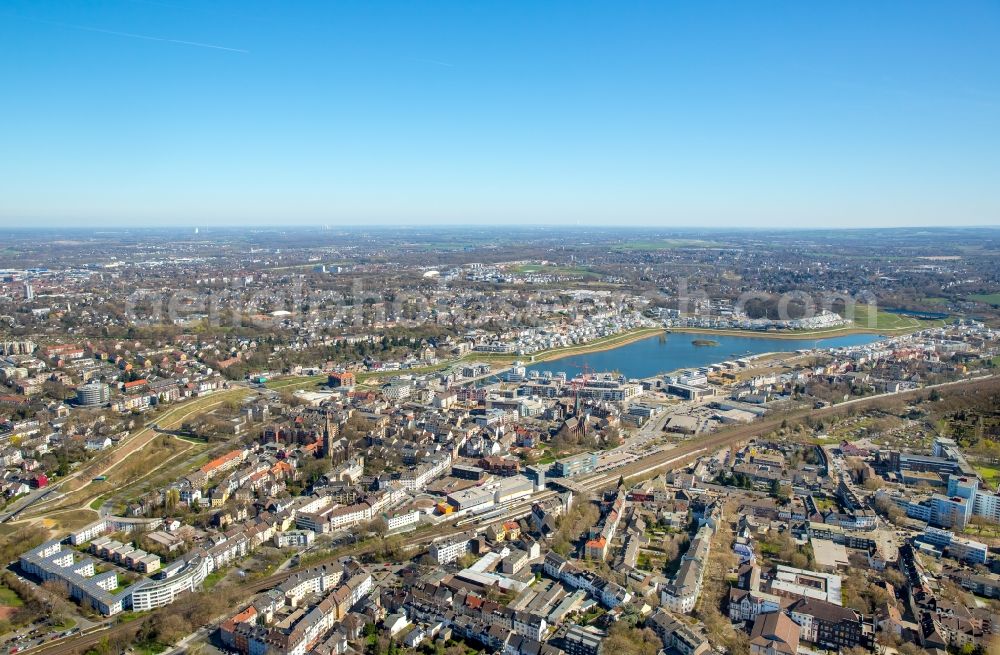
{"left": 53, "top": 617, "right": 75, "bottom": 630}
{"left": 976, "top": 463, "right": 1000, "bottom": 488}
{"left": 134, "top": 641, "right": 167, "bottom": 655}
{"left": 0, "top": 584, "right": 24, "bottom": 607}
{"left": 358, "top": 362, "right": 451, "bottom": 383}
{"left": 968, "top": 293, "right": 1000, "bottom": 306}
{"left": 264, "top": 374, "right": 327, "bottom": 390}
{"left": 202, "top": 570, "right": 225, "bottom": 590}
{"left": 851, "top": 304, "right": 940, "bottom": 331}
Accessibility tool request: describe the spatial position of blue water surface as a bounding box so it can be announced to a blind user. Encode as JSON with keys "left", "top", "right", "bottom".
{"left": 526, "top": 332, "right": 883, "bottom": 379}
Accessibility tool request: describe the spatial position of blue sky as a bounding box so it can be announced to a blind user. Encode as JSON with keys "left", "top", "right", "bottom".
{"left": 1, "top": 0, "right": 998, "bottom": 228}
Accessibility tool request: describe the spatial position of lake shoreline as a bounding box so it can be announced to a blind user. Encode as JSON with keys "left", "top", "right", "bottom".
{"left": 528, "top": 327, "right": 666, "bottom": 363}
{"left": 666, "top": 326, "right": 891, "bottom": 340}
{"left": 527, "top": 330, "right": 883, "bottom": 378}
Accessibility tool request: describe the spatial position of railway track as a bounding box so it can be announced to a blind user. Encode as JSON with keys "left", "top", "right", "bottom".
{"left": 26, "top": 374, "right": 997, "bottom": 655}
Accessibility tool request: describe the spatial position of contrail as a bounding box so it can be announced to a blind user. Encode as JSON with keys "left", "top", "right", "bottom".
{"left": 67, "top": 23, "right": 250, "bottom": 53}
{"left": 5, "top": 12, "right": 249, "bottom": 54}
{"left": 412, "top": 57, "right": 454, "bottom": 68}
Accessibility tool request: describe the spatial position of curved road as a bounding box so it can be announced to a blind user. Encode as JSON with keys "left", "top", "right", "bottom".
{"left": 23, "top": 373, "right": 997, "bottom": 655}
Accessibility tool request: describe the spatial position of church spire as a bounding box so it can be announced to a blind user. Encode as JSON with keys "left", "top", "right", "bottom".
{"left": 323, "top": 409, "right": 333, "bottom": 458}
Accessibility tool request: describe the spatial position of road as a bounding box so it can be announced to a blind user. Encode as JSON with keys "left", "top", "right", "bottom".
{"left": 0, "top": 486, "right": 57, "bottom": 523}
{"left": 14, "top": 389, "right": 249, "bottom": 523}
{"left": 599, "top": 374, "right": 998, "bottom": 486}
{"left": 21, "top": 372, "right": 998, "bottom": 655}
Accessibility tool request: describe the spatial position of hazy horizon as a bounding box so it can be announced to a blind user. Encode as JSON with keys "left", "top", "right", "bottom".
{"left": 3, "top": 222, "right": 1000, "bottom": 233}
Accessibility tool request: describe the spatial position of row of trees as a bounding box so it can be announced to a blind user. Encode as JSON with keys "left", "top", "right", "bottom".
{"left": 130, "top": 588, "right": 238, "bottom": 651}
{"left": 601, "top": 622, "right": 662, "bottom": 655}
{"left": 550, "top": 496, "right": 600, "bottom": 558}
{"left": 0, "top": 571, "right": 74, "bottom": 636}
{"left": 693, "top": 510, "right": 749, "bottom": 655}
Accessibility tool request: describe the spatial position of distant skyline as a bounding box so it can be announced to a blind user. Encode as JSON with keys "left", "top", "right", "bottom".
{"left": 1, "top": 1, "right": 998, "bottom": 228}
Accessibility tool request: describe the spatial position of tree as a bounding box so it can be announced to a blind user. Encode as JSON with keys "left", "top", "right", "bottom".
{"left": 882, "top": 567, "right": 906, "bottom": 588}
{"left": 299, "top": 456, "right": 331, "bottom": 486}
{"left": 969, "top": 515, "right": 999, "bottom": 535}
{"left": 863, "top": 476, "right": 883, "bottom": 491}
{"left": 603, "top": 623, "right": 660, "bottom": 655}
{"left": 153, "top": 612, "right": 191, "bottom": 644}
{"left": 897, "top": 642, "right": 931, "bottom": 655}
{"left": 769, "top": 479, "right": 789, "bottom": 503}
{"left": 874, "top": 495, "right": 904, "bottom": 524}
{"left": 0, "top": 525, "right": 48, "bottom": 563}
{"left": 370, "top": 518, "right": 388, "bottom": 538}
{"left": 43, "top": 380, "right": 75, "bottom": 401}
{"left": 693, "top": 513, "right": 749, "bottom": 655}
{"left": 376, "top": 534, "right": 404, "bottom": 561}
{"left": 41, "top": 579, "right": 71, "bottom": 601}
{"left": 165, "top": 488, "right": 180, "bottom": 511}
{"left": 843, "top": 647, "right": 871, "bottom": 655}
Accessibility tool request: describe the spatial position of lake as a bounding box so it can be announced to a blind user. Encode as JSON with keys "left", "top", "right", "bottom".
{"left": 526, "top": 331, "right": 883, "bottom": 379}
